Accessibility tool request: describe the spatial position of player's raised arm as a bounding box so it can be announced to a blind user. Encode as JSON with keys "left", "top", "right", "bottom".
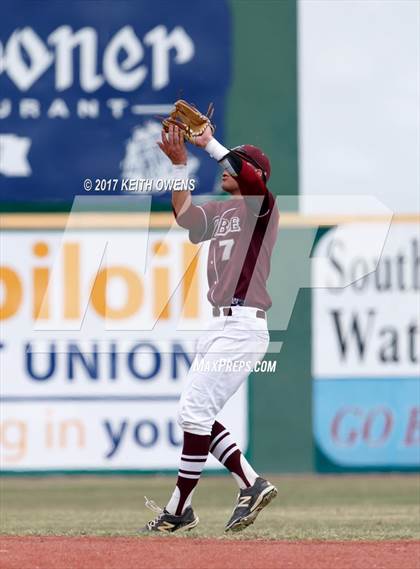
{"left": 157, "top": 124, "right": 214, "bottom": 243}
{"left": 157, "top": 124, "right": 191, "bottom": 218}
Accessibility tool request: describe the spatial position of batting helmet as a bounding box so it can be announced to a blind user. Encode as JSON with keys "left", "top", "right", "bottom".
{"left": 231, "top": 144, "right": 271, "bottom": 181}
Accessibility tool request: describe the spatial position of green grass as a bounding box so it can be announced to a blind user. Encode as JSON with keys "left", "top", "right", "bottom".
{"left": 0, "top": 475, "right": 419, "bottom": 540}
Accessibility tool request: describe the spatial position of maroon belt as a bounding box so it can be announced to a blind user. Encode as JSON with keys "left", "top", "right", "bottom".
{"left": 212, "top": 307, "right": 266, "bottom": 320}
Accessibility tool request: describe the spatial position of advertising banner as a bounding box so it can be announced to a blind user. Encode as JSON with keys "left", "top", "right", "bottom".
{"left": 312, "top": 223, "right": 420, "bottom": 470}
{"left": 0, "top": 0, "right": 231, "bottom": 201}
{"left": 0, "top": 227, "right": 248, "bottom": 471}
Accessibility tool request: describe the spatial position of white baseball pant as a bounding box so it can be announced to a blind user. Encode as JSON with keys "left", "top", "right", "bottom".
{"left": 178, "top": 306, "right": 270, "bottom": 436}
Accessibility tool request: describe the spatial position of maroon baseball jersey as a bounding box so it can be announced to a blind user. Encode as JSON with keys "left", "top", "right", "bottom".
{"left": 175, "top": 160, "right": 279, "bottom": 310}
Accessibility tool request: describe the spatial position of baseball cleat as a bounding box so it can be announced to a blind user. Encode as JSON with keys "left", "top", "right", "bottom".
{"left": 225, "top": 477, "right": 278, "bottom": 532}
{"left": 139, "top": 497, "right": 199, "bottom": 533}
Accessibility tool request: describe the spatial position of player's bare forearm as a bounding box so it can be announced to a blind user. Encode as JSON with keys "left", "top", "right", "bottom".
{"left": 172, "top": 184, "right": 192, "bottom": 218}
{"left": 157, "top": 124, "right": 192, "bottom": 217}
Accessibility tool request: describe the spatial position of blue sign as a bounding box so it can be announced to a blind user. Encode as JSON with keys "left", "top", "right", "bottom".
{"left": 0, "top": 0, "right": 231, "bottom": 202}
{"left": 314, "top": 378, "right": 420, "bottom": 468}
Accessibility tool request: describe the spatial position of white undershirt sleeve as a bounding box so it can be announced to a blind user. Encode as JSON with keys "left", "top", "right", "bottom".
{"left": 205, "top": 138, "right": 229, "bottom": 162}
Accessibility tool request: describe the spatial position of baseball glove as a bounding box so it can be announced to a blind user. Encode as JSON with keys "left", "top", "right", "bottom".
{"left": 162, "top": 99, "right": 215, "bottom": 143}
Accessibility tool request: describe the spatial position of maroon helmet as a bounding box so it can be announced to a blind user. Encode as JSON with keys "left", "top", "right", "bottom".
{"left": 232, "top": 144, "right": 271, "bottom": 181}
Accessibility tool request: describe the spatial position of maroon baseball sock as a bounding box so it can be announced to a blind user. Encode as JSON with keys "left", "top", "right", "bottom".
{"left": 165, "top": 431, "right": 210, "bottom": 515}
{"left": 209, "top": 420, "right": 258, "bottom": 489}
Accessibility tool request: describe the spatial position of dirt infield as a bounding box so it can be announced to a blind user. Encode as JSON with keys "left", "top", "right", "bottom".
{"left": 0, "top": 537, "right": 419, "bottom": 569}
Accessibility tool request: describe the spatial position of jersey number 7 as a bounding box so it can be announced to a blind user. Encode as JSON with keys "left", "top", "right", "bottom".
{"left": 219, "top": 238, "right": 234, "bottom": 261}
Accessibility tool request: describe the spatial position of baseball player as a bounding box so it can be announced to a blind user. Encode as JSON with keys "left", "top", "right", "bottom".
{"left": 142, "top": 122, "right": 279, "bottom": 533}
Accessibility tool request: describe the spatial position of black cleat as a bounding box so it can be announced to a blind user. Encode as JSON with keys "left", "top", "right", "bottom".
{"left": 225, "top": 477, "right": 277, "bottom": 532}
{"left": 139, "top": 497, "right": 199, "bottom": 533}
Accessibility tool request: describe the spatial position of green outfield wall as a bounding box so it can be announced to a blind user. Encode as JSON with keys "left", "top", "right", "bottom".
{"left": 250, "top": 246, "right": 313, "bottom": 473}
{"left": 229, "top": 0, "right": 308, "bottom": 472}
{"left": 228, "top": 0, "right": 299, "bottom": 201}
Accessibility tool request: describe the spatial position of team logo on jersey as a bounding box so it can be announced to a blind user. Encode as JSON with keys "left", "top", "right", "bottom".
{"left": 213, "top": 215, "right": 241, "bottom": 237}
